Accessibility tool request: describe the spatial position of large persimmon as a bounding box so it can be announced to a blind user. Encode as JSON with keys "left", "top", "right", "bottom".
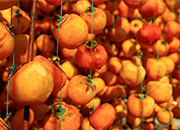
{"left": 9, "top": 61, "right": 54, "bottom": 105}
{"left": 33, "top": 55, "right": 67, "bottom": 97}
{"left": 156, "top": 108, "right": 174, "bottom": 125}
{"left": 43, "top": 103, "right": 81, "bottom": 130}
{"left": 119, "top": 60, "right": 146, "bottom": 88}
{"left": 145, "top": 81, "right": 173, "bottom": 104}
{"left": 145, "top": 58, "right": 167, "bottom": 80}
{"left": 136, "top": 24, "right": 161, "bottom": 49}
{"left": 67, "top": 75, "right": 96, "bottom": 105}
{"left": 127, "top": 93, "right": 155, "bottom": 119}
{"left": 0, "top": 5, "right": 30, "bottom": 34}
{"left": 75, "top": 40, "right": 107, "bottom": 69}
{"left": 89, "top": 103, "right": 116, "bottom": 130}
{"left": 51, "top": 13, "right": 88, "bottom": 49}
{"left": 80, "top": 7, "right": 107, "bottom": 34}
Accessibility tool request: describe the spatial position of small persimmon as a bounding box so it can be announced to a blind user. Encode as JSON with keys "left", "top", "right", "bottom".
{"left": 105, "top": 84, "right": 126, "bottom": 100}
{"left": 91, "top": 77, "right": 105, "bottom": 95}
{"left": 160, "top": 56, "right": 175, "bottom": 74}
{"left": 74, "top": 0, "right": 91, "bottom": 15}
{"left": 127, "top": 113, "right": 141, "bottom": 127}
{"left": 108, "top": 57, "right": 122, "bottom": 74}
{"left": 101, "top": 70, "right": 117, "bottom": 86}
{"left": 156, "top": 108, "right": 174, "bottom": 125}
{"left": 61, "top": 60, "right": 78, "bottom": 80}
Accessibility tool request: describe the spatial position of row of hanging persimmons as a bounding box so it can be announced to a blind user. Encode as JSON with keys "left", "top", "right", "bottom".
{"left": 0, "top": 0, "right": 180, "bottom": 130}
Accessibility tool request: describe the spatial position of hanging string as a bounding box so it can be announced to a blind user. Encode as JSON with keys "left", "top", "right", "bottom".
{"left": 55, "top": 0, "right": 63, "bottom": 130}
{"left": 56, "top": 1, "right": 63, "bottom": 58}
{"left": 6, "top": 6, "right": 16, "bottom": 130}
{"left": 89, "top": 0, "right": 95, "bottom": 116}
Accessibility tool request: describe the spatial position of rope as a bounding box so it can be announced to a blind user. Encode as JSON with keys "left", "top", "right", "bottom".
{"left": 55, "top": 0, "right": 63, "bottom": 130}
{"left": 6, "top": 6, "right": 16, "bottom": 130}
{"left": 89, "top": 0, "right": 95, "bottom": 116}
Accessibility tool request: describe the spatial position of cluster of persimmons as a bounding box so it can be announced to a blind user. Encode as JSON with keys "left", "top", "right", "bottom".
{"left": 0, "top": 0, "right": 180, "bottom": 130}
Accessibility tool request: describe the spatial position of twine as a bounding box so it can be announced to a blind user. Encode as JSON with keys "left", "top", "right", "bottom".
{"left": 55, "top": 0, "right": 63, "bottom": 130}
{"left": 6, "top": 5, "right": 17, "bottom": 130}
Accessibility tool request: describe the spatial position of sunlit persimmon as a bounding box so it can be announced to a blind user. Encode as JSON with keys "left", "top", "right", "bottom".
{"left": 127, "top": 93, "right": 155, "bottom": 118}
{"left": 35, "top": 34, "right": 55, "bottom": 54}
{"left": 156, "top": 108, "right": 174, "bottom": 125}
{"left": 146, "top": 81, "right": 173, "bottom": 104}
{"left": 67, "top": 75, "right": 96, "bottom": 105}
{"left": 43, "top": 103, "right": 81, "bottom": 130}
{"left": 51, "top": 13, "right": 88, "bottom": 49}
{"left": 9, "top": 61, "right": 54, "bottom": 105}
{"left": 74, "top": 0, "right": 91, "bottom": 15}
{"left": 33, "top": 55, "right": 67, "bottom": 96}
{"left": 0, "top": 5, "right": 30, "bottom": 34}
{"left": 108, "top": 57, "right": 122, "bottom": 74}
{"left": 130, "top": 19, "right": 143, "bottom": 36}
{"left": 145, "top": 58, "right": 167, "bottom": 80}
{"left": 80, "top": 7, "right": 107, "bottom": 34}
{"left": 119, "top": 60, "right": 146, "bottom": 88}
{"left": 89, "top": 103, "right": 116, "bottom": 130}
{"left": 152, "top": 40, "right": 169, "bottom": 57}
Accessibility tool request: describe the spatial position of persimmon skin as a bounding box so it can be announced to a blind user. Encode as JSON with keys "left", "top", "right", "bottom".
{"left": 127, "top": 94, "right": 155, "bottom": 119}
{"left": 43, "top": 104, "right": 81, "bottom": 130}
{"left": 0, "top": 21, "right": 15, "bottom": 60}
{"left": 51, "top": 13, "right": 88, "bottom": 49}
{"left": 45, "top": 0, "right": 66, "bottom": 6}
{"left": 9, "top": 61, "right": 54, "bottom": 105}
{"left": 136, "top": 24, "right": 162, "bottom": 48}
{"left": 75, "top": 43, "right": 107, "bottom": 69}
{"left": 123, "top": 0, "right": 147, "bottom": 9}
{"left": 80, "top": 7, "right": 107, "bottom": 34}
{"left": 0, "top": 0, "right": 20, "bottom": 10}
{"left": 89, "top": 103, "right": 116, "bottom": 130}
{"left": 33, "top": 55, "right": 67, "bottom": 96}
{"left": 67, "top": 75, "right": 96, "bottom": 105}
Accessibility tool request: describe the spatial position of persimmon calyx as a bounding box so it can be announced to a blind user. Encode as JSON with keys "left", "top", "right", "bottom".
{"left": 85, "top": 6, "right": 97, "bottom": 15}
{"left": 136, "top": 93, "right": 146, "bottom": 99}
{"left": 55, "top": 13, "right": 68, "bottom": 27}
{"left": 48, "top": 58, "right": 63, "bottom": 71}
{"left": 51, "top": 104, "right": 68, "bottom": 118}
{"left": 83, "top": 75, "right": 94, "bottom": 87}
{"left": 2, "top": 21, "right": 14, "bottom": 36}
{"left": 0, "top": 113, "right": 11, "bottom": 129}
{"left": 85, "top": 40, "right": 98, "bottom": 49}
{"left": 14, "top": 9, "right": 22, "bottom": 17}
